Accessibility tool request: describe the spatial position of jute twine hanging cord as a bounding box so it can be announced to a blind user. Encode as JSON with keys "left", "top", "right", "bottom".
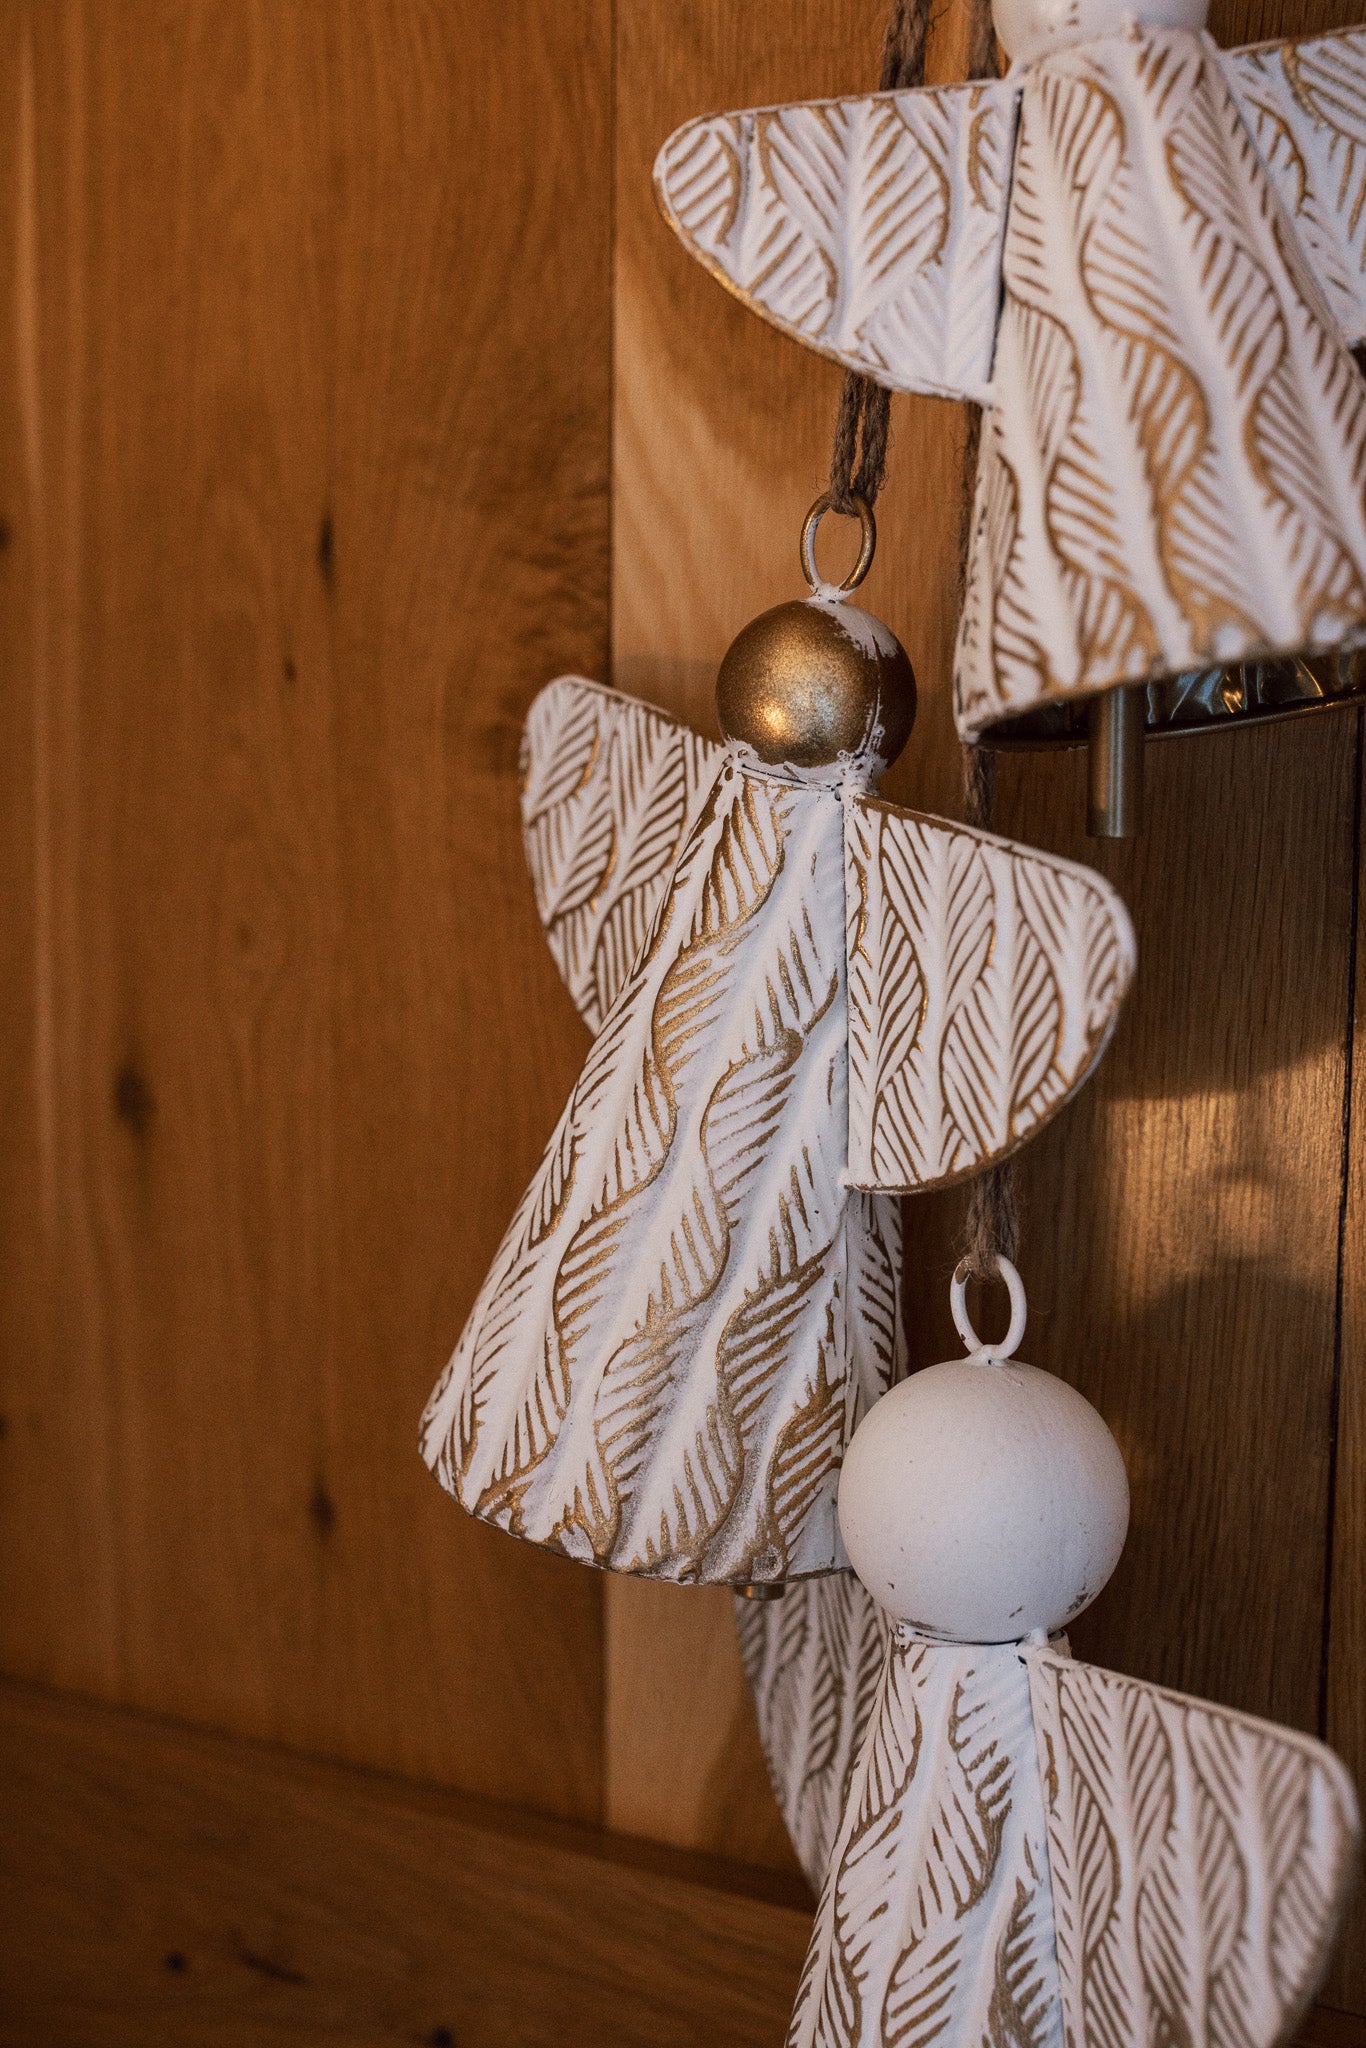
{"left": 827, "top": 0, "right": 1018, "bottom": 1280}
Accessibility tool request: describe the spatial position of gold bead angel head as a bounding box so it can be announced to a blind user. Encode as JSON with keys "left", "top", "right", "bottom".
{"left": 716, "top": 495, "right": 916, "bottom": 774}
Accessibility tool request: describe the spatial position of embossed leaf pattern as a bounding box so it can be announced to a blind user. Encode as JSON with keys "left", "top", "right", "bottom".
{"left": 577, "top": 780, "right": 852, "bottom": 1575}
{"left": 520, "top": 677, "right": 722, "bottom": 1035}
{"left": 736, "top": 1573, "right": 894, "bottom": 1890}
{"left": 661, "top": 30, "right": 1366, "bottom": 730}
{"left": 958, "top": 403, "right": 1055, "bottom": 735}
{"left": 787, "top": 1637, "right": 1062, "bottom": 2048}
{"left": 998, "top": 69, "right": 1163, "bottom": 696}
{"left": 844, "top": 797, "right": 1134, "bottom": 1192}
{"left": 426, "top": 736, "right": 902, "bottom": 1582}
{"left": 961, "top": 30, "right": 1366, "bottom": 734}
{"left": 791, "top": 1637, "right": 921, "bottom": 2048}
{"left": 879, "top": 1655, "right": 1017, "bottom": 2047}
{"left": 1224, "top": 26, "right": 1366, "bottom": 348}
{"left": 1163, "top": 47, "right": 1366, "bottom": 644}
{"left": 654, "top": 81, "right": 1016, "bottom": 401}
{"left": 1025, "top": 1647, "right": 1360, "bottom": 2048}
{"left": 987, "top": 1860, "right": 1062, "bottom": 2048}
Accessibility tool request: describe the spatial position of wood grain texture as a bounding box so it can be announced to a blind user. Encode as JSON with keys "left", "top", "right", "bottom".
{"left": 612, "top": 7, "right": 1366, "bottom": 2010}
{"left": 966, "top": 718, "right": 1353, "bottom": 1735}
{"left": 0, "top": 1678, "right": 813, "bottom": 2048}
{"left": 605, "top": 1577, "right": 806, "bottom": 1874}
{"left": 0, "top": 0, "right": 610, "bottom": 1815}
{"left": 2, "top": 0, "right": 1364, "bottom": 2026}
{"left": 1327, "top": 709, "right": 1366, "bottom": 2012}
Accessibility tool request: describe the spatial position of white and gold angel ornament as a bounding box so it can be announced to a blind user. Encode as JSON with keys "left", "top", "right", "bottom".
{"left": 654, "top": 0, "right": 1366, "bottom": 751}
{"left": 788, "top": 1257, "right": 1360, "bottom": 2048}
{"left": 420, "top": 498, "right": 1136, "bottom": 1585}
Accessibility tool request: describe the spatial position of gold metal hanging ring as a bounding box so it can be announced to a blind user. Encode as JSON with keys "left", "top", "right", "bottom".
{"left": 799, "top": 492, "right": 876, "bottom": 595}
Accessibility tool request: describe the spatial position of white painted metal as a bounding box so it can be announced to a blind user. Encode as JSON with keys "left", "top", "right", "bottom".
{"left": 423, "top": 748, "right": 902, "bottom": 1582}
{"left": 1025, "top": 1644, "right": 1360, "bottom": 2048}
{"left": 782, "top": 1268, "right": 1359, "bottom": 2045}
{"left": 784, "top": 1623, "right": 1360, "bottom": 2046}
{"left": 735, "top": 1573, "right": 892, "bottom": 1890}
{"left": 950, "top": 1251, "right": 1027, "bottom": 1357}
{"left": 420, "top": 679, "right": 1133, "bottom": 1583}
{"left": 843, "top": 797, "right": 1133, "bottom": 1189}
{"left": 521, "top": 675, "right": 723, "bottom": 1037}
{"left": 787, "top": 1631, "right": 1062, "bottom": 2048}
{"left": 653, "top": 79, "right": 1017, "bottom": 404}
{"left": 995, "top": 0, "right": 1208, "bottom": 65}
{"left": 1224, "top": 27, "right": 1366, "bottom": 348}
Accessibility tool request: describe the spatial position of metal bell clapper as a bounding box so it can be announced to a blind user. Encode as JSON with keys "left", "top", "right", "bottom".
{"left": 992, "top": 659, "right": 1362, "bottom": 839}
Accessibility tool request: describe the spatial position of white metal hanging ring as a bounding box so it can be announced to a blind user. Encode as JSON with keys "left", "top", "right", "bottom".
{"left": 950, "top": 1254, "right": 1027, "bottom": 1362}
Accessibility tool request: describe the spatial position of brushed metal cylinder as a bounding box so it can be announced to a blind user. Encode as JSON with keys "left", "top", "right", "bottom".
{"left": 1087, "top": 685, "right": 1145, "bottom": 839}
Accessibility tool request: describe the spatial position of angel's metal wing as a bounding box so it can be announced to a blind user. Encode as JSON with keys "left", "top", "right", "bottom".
{"left": 1224, "top": 25, "right": 1366, "bottom": 348}
{"left": 843, "top": 795, "right": 1136, "bottom": 1192}
{"left": 781, "top": 1629, "right": 1357, "bottom": 2048}
{"left": 787, "top": 1630, "right": 1062, "bottom": 2048}
{"left": 520, "top": 675, "right": 723, "bottom": 1034}
{"left": 1024, "top": 1644, "right": 1360, "bottom": 2048}
{"left": 653, "top": 81, "right": 1018, "bottom": 404}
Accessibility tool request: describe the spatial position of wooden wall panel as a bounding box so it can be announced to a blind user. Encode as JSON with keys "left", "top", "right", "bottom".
{"left": 0, "top": 0, "right": 610, "bottom": 1817}
{"left": 1328, "top": 729, "right": 1366, "bottom": 2013}
{"left": 969, "top": 725, "right": 1354, "bottom": 1735}
{"left": 2, "top": 0, "right": 1364, "bottom": 2024}
{"left": 611, "top": 4, "right": 1366, "bottom": 2008}
{"left": 605, "top": 1578, "right": 803, "bottom": 1875}
{"left": 0, "top": 1678, "right": 813, "bottom": 2048}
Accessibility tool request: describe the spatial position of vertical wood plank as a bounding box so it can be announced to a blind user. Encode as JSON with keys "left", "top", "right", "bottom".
{"left": 605, "top": 1579, "right": 804, "bottom": 1875}
{"left": 983, "top": 722, "right": 1352, "bottom": 1732}
{"left": 1327, "top": 715, "right": 1366, "bottom": 2011}
{"left": 0, "top": 0, "right": 123, "bottom": 1697}
{"left": 0, "top": 0, "right": 611, "bottom": 1817}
